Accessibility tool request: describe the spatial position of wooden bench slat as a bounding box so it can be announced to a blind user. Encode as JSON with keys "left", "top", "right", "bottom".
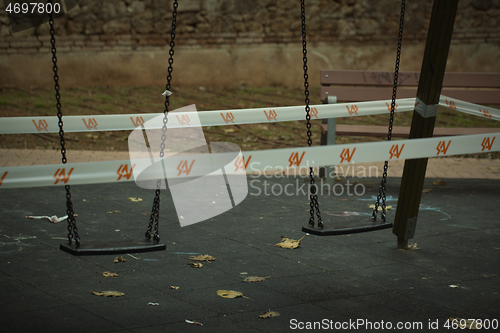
{"left": 320, "top": 124, "right": 499, "bottom": 138}
{"left": 321, "top": 86, "right": 500, "bottom": 104}
{"left": 320, "top": 70, "right": 500, "bottom": 88}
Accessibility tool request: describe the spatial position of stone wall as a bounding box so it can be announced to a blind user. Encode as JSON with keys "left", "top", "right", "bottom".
{"left": 0, "top": 0, "right": 499, "bottom": 88}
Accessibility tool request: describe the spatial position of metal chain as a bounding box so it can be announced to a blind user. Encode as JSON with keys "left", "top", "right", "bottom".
{"left": 48, "top": 5, "right": 79, "bottom": 246}
{"left": 301, "top": 0, "right": 323, "bottom": 229}
{"left": 146, "top": 0, "right": 178, "bottom": 242}
{"left": 372, "top": 0, "right": 405, "bottom": 222}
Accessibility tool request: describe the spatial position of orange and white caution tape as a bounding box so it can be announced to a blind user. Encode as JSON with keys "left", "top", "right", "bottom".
{"left": 0, "top": 132, "right": 497, "bottom": 189}
{"left": 0, "top": 98, "right": 417, "bottom": 134}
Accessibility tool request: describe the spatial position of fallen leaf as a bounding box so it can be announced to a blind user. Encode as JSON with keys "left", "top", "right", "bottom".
{"left": 368, "top": 204, "right": 392, "bottom": 210}
{"left": 334, "top": 177, "right": 342, "bottom": 181}
{"left": 259, "top": 310, "right": 280, "bottom": 318}
{"left": 276, "top": 235, "right": 305, "bottom": 249}
{"left": 114, "top": 256, "right": 126, "bottom": 263}
{"left": 102, "top": 271, "right": 118, "bottom": 278}
{"left": 223, "top": 128, "right": 235, "bottom": 133}
{"left": 189, "top": 262, "right": 203, "bottom": 268}
{"left": 189, "top": 254, "right": 216, "bottom": 261}
{"left": 433, "top": 179, "right": 446, "bottom": 186}
{"left": 128, "top": 197, "right": 143, "bottom": 202}
{"left": 92, "top": 290, "right": 124, "bottom": 297}
{"left": 107, "top": 210, "right": 120, "bottom": 214}
{"left": 488, "top": 166, "right": 500, "bottom": 171}
{"left": 397, "top": 243, "right": 419, "bottom": 251}
{"left": 216, "top": 290, "right": 251, "bottom": 299}
{"left": 422, "top": 188, "right": 433, "bottom": 193}
{"left": 449, "top": 317, "right": 483, "bottom": 329}
{"left": 243, "top": 276, "right": 269, "bottom": 282}
{"left": 170, "top": 286, "right": 180, "bottom": 289}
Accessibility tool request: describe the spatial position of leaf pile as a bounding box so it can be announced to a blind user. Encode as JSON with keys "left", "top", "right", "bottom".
{"left": 102, "top": 271, "right": 118, "bottom": 278}
{"left": 259, "top": 310, "right": 280, "bottom": 318}
{"left": 216, "top": 290, "right": 251, "bottom": 299}
{"left": 276, "top": 235, "right": 305, "bottom": 249}
{"left": 114, "top": 256, "right": 126, "bottom": 263}
{"left": 92, "top": 290, "right": 124, "bottom": 297}
{"left": 189, "top": 254, "right": 216, "bottom": 261}
{"left": 243, "top": 276, "right": 269, "bottom": 282}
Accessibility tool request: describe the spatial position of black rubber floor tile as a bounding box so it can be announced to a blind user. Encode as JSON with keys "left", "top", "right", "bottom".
{"left": 335, "top": 262, "right": 458, "bottom": 291}
{"left": 263, "top": 272, "right": 382, "bottom": 303}
{"left": 397, "top": 280, "right": 500, "bottom": 313}
{"left": 131, "top": 316, "right": 263, "bottom": 333}
{"left": 35, "top": 274, "right": 163, "bottom": 305}
{"left": 420, "top": 229, "right": 500, "bottom": 259}
{"left": 0, "top": 282, "right": 68, "bottom": 314}
{"left": 317, "top": 291, "right": 452, "bottom": 327}
{"left": 170, "top": 282, "right": 298, "bottom": 316}
{"left": 212, "top": 253, "right": 326, "bottom": 279}
{"left": 225, "top": 303, "right": 355, "bottom": 333}
{"left": 354, "top": 239, "right": 471, "bottom": 263}
{"left": 79, "top": 294, "right": 217, "bottom": 329}
{"left": 408, "top": 255, "right": 499, "bottom": 281}
{"left": 124, "top": 263, "right": 243, "bottom": 292}
{"left": 1, "top": 250, "right": 100, "bottom": 283}
{"left": 0, "top": 305, "right": 126, "bottom": 333}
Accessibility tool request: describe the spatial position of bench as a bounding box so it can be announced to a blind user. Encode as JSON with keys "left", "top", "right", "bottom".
{"left": 319, "top": 70, "right": 500, "bottom": 141}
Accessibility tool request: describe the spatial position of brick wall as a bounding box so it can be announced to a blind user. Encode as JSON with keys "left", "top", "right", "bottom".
{"left": 0, "top": 0, "right": 499, "bottom": 55}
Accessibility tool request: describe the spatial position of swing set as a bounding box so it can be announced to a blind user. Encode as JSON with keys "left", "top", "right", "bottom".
{"left": 42, "top": 0, "right": 466, "bottom": 254}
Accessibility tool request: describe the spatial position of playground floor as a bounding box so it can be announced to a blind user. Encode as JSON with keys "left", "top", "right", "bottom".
{"left": 0, "top": 150, "right": 499, "bottom": 332}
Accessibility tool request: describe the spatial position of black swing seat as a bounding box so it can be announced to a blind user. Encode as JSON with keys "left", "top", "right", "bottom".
{"left": 302, "top": 219, "right": 393, "bottom": 236}
{"left": 60, "top": 239, "right": 166, "bottom": 256}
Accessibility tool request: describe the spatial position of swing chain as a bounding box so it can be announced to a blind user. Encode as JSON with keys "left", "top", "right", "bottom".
{"left": 48, "top": 5, "right": 79, "bottom": 246}
{"left": 301, "top": 0, "right": 323, "bottom": 229}
{"left": 146, "top": 0, "right": 178, "bottom": 242}
{"left": 372, "top": 0, "right": 406, "bottom": 222}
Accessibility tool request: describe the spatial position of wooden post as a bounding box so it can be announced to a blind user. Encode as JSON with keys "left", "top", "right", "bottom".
{"left": 393, "top": 0, "right": 459, "bottom": 248}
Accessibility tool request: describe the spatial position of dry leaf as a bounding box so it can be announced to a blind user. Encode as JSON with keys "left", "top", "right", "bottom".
{"left": 488, "top": 166, "right": 500, "bottom": 171}
{"left": 102, "top": 271, "right": 118, "bottom": 278}
{"left": 433, "top": 179, "right": 446, "bottom": 186}
{"left": 189, "top": 262, "right": 203, "bottom": 268}
{"left": 334, "top": 177, "right": 342, "bottom": 181}
{"left": 189, "top": 254, "right": 216, "bottom": 261}
{"left": 107, "top": 210, "right": 120, "bottom": 214}
{"left": 170, "top": 286, "right": 180, "bottom": 290}
{"left": 368, "top": 204, "right": 392, "bottom": 211}
{"left": 114, "top": 256, "right": 126, "bottom": 263}
{"left": 223, "top": 128, "right": 235, "bottom": 133}
{"left": 276, "top": 235, "right": 305, "bottom": 249}
{"left": 216, "top": 290, "right": 251, "bottom": 299}
{"left": 449, "top": 317, "right": 483, "bottom": 329}
{"left": 128, "top": 197, "right": 143, "bottom": 202}
{"left": 243, "top": 276, "right": 269, "bottom": 282}
{"left": 92, "top": 290, "right": 124, "bottom": 297}
{"left": 259, "top": 310, "right": 280, "bottom": 319}
{"left": 422, "top": 188, "right": 433, "bottom": 193}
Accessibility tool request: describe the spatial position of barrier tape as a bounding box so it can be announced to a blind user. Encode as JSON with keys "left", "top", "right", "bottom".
{"left": 0, "top": 98, "right": 418, "bottom": 134}
{"left": 1, "top": 96, "right": 498, "bottom": 135}
{"left": 439, "top": 96, "right": 500, "bottom": 121}
{"left": 0, "top": 132, "right": 497, "bottom": 189}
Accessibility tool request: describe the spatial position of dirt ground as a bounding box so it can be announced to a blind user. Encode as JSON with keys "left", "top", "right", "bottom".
{"left": 1, "top": 85, "right": 499, "bottom": 158}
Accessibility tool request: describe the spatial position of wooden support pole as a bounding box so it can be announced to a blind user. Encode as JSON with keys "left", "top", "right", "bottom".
{"left": 393, "top": 0, "right": 459, "bottom": 248}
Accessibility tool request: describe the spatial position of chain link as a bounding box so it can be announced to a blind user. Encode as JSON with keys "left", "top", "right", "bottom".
{"left": 301, "top": 0, "right": 323, "bottom": 229}
{"left": 372, "top": 0, "right": 406, "bottom": 222}
{"left": 146, "top": 0, "right": 178, "bottom": 242}
{"left": 48, "top": 4, "right": 79, "bottom": 246}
